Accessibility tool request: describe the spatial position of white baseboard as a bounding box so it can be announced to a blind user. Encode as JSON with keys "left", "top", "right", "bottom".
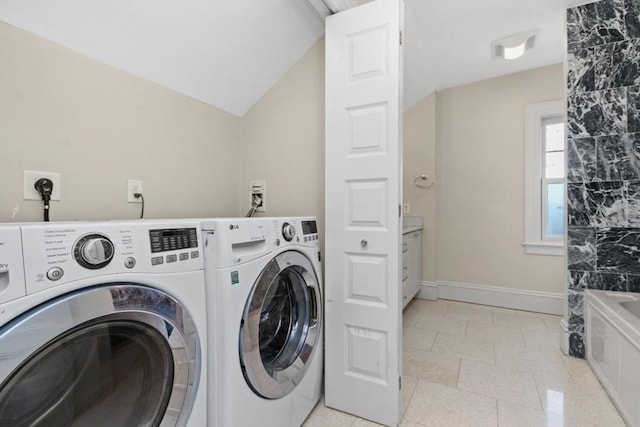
{"left": 415, "top": 280, "right": 564, "bottom": 315}
{"left": 416, "top": 281, "right": 438, "bottom": 300}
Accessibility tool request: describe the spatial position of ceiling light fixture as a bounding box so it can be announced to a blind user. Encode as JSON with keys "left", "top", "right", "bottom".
{"left": 492, "top": 31, "right": 537, "bottom": 60}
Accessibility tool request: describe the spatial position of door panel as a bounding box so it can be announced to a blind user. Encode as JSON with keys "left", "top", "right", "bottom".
{"left": 324, "top": 1, "right": 403, "bottom": 425}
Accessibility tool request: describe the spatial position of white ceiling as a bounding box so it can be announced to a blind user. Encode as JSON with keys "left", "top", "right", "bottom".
{"left": 0, "top": 0, "right": 591, "bottom": 116}
{"left": 403, "top": 0, "right": 590, "bottom": 109}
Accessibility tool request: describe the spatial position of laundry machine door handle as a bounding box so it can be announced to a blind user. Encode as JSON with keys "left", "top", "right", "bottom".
{"left": 309, "top": 286, "right": 319, "bottom": 328}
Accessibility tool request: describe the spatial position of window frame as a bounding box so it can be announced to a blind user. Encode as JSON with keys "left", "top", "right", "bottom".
{"left": 524, "top": 100, "right": 565, "bottom": 256}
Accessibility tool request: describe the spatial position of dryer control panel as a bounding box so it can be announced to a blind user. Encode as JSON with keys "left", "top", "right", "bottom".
{"left": 20, "top": 220, "right": 203, "bottom": 296}
{"left": 300, "top": 220, "right": 319, "bottom": 244}
{"left": 202, "top": 217, "right": 320, "bottom": 268}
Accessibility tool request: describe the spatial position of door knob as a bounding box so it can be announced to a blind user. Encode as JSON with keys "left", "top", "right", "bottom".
{"left": 361, "top": 239, "right": 368, "bottom": 247}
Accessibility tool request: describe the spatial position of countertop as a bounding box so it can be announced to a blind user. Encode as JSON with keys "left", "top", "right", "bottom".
{"left": 403, "top": 226, "right": 422, "bottom": 234}
{"left": 402, "top": 216, "right": 423, "bottom": 234}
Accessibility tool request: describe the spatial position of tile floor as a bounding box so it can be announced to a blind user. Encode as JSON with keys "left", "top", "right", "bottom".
{"left": 303, "top": 298, "right": 627, "bottom": 427}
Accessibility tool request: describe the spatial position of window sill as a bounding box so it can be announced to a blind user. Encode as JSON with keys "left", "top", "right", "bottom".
{"left": 523, "top": 241, "right": 564, "bottom": 256}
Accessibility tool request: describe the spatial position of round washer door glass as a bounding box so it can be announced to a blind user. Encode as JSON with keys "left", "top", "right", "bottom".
{"left": 0, "top": 284, "right": 201, "bottom": 427}
{"left": 240, "top": 250, "right": 321, "bottom": 399}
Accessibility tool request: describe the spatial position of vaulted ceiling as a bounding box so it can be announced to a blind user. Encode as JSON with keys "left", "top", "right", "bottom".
{"left": 0, "top": 0, "right": 591, "bottom": 116}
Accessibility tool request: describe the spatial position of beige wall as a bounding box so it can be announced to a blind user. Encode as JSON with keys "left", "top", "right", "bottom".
{"left": 242, "top": 38, "right": 325, "bottom": 229}
{"left": 0, "top": 21, "right": 244, "bottom": 222}
{"left": 0, "top": 20, "right": 565, "bottom": 295}
{"left": 435, "top": 64, "right": 565, "bottom": 293}
{"left": 0, "top": 20, "right": 324, "bottom": 225}
{"left": 403, "top": 93, "right": 437, "bottom": 282}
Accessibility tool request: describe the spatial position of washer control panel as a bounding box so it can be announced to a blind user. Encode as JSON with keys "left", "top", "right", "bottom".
{"left": 149, "top": 228, "right": 200, "bottom": 267}
{"left": 20, "top": 220, "right": 203, "bottom": 296}
{"left": 74, "top": 233, "right": 115, "bottom": 269}
{"left": 150, "top": 228, "right": 198, "bottom": 253}
{"left": 271, "top": 218, "right": 319, "bottom": 246}
{"left": 0, "top": 226, "right": 26, "bottom": 305}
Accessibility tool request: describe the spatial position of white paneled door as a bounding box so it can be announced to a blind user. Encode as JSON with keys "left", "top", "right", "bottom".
{"left": 324, "top": 1, "right": 403, "bottom": 425}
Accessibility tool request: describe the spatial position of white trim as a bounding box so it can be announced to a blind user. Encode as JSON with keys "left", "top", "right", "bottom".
{"left": 522, "top": 241, "right": 564, "bottom": 256}
{"left": 416, "top": 281, "right": 438, "bottom": 300}
{"left": 524, "top": 100, "right": 565, "bottom": 256}
{"left": 559, "top": 317, "right": 570, "bottom": 355}
{"left": 415, "top": 280, "right": 563, "bottom": 315}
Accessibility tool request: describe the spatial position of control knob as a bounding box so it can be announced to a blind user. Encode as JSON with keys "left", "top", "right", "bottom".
{"left": 282, "top": 223, "right": 296, "bottom": 242}
{"left": 74, "top": 234, "right": 115, "bottom": 269}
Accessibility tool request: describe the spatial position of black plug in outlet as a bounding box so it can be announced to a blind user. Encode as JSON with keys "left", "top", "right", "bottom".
{"left": 34, "top": 178, "right": 53, "bottom": 201}
{"left": 34, "top": 178, "right": 54, "bottom": 222}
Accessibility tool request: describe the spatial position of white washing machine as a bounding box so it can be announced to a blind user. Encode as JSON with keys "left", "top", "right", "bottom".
{"left": 202, "top": 217, "right": 323, "bottom": 427}
{"left": 0, "top": 220, "right": 207, "bottom": 427}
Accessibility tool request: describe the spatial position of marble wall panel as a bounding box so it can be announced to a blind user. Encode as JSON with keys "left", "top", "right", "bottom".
{"left": 567, "top": 0, "right": 626, "bottom": 52}
{"left": 568, "top": 48, "right": 596, "bottom": 93}
{"left": 568, "top": 137, "right": 597, "bottom": 182}
{"left": 569, "top": 271, "right": 627, "bottom": 291}
{"left": 624, "top": 0, "right": 640, "bottom": 38}
{"left": 627, "top": 86, "right": 640, "bottom": 131}
{"left": 596, "top": 133, "right": 640, "bottom": 180}
{"left": 595, "top": 39, "right": 640, "bottom": 89}
{"left": 596, "top": 227, "right": 640, "bottom": 273}
{"left": 567, "top": 182, "right": 627, "bottom": 226}
{"left": 569, "top": 271, "right": 590, "bottom": 290}
{"left": 567, "top": 0, "right": 640, "bottom": 358}
{"left": 567, "top": 88, "right": 627, "bottom": 138}
{"left": 568, "top": 227, "right": 597, "bottom": 271}
{"left": 567, "top": 289, "right": 586, "bottom": 357}
{"left": 625, "top": 180, "right": 640, "bottom": 224}
{"left": 627, "top": 273, "right": 640, "bottom": 291}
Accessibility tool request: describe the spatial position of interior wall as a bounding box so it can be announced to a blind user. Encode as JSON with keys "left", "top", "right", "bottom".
{"left": 242, "top": 38, "right": 325, "bottom": 228}
{"left": 0, "top": 18, "right": 569, "bottom": 301}
{"left": 403, "top": 93, "right": 437, "bottom": 282}
{"left": 565, "top": 0, "right": 640, "bottom": 358}
{"left": 0, "top": 21, "right": 244, "bottom": 222}
{"left": 436, "top": 64, "right": 565, "bottom": 294}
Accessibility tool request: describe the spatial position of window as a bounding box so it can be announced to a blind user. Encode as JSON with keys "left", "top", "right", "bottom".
{"left": 524, "top": 100, "right": 565, "bottom": 256}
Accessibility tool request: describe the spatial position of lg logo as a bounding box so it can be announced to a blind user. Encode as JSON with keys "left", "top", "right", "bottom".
{"left": 229, "top": 224, "right": 239, "bottom": 230}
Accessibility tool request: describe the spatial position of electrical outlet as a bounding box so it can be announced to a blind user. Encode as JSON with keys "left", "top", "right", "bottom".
{"left": 250, "top": 180, "right": 266, "bottom": 213}
{"left": 24, "top": 170, "right": 62, "bottom": 201}
{"left": 128, "top": 179, "right": 143, "bottom": 203}
{"left": 403, "top": 203, "right": 410, "bottom": 214}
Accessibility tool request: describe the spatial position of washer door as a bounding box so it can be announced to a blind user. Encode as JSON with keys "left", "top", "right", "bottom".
{"left": 240, "top": 250, "right": 321, "bottom": 399}
{"left": 0, "top": 284, "right": 200, "bottom": 427}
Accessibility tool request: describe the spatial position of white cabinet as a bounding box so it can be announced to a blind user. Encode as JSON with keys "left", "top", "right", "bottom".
{"left": 402, "top": 229, "right": 421, "bottom": 309}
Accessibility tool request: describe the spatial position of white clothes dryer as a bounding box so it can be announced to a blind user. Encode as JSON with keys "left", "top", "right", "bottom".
{"left": 202, "top": 217, "right": 323, "bottom": 427}
{"left": 0, "top": 220, "right": 207, "bottom": 427}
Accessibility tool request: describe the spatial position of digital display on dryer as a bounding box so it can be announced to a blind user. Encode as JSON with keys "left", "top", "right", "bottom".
{"left": 149, "top": 228, "right": 198, "bottom": 253}
{"left": 301, "top": 221, "right": 317, "bottom": 235}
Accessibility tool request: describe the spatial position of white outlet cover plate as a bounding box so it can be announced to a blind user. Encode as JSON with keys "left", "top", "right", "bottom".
{"left": 128, "top": 179, "right": 143, "bottom": 203}
{"left": 250, "top": 179, "right": 266, "bottom": 212}
{"left": 24, "top": 170, "right": 61, "bottom": 201}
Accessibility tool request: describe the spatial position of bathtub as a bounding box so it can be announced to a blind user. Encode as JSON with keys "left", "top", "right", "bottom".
{"left": 585, "top": 290, "right": 640, "bottom": 427}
